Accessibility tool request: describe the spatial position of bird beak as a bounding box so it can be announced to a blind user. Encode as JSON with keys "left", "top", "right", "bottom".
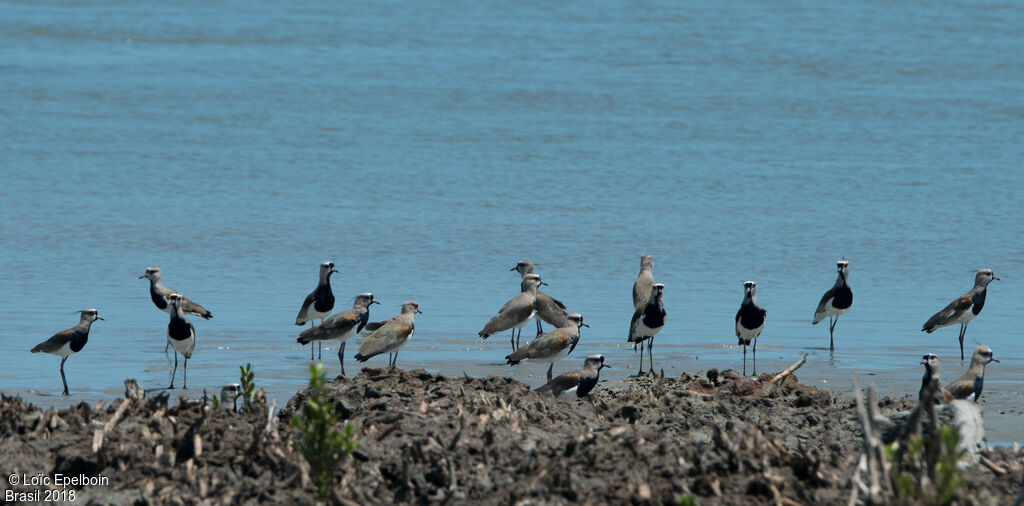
{"left": 330, "top": 268, "right": 339, "bottom": 274}
{"left": 138, "top": 274, "right": 146, "bottom": 279}
{"left": 991, "top": 357, "right": 1000, "bottom": 363}
{"left": 416, "top": 309, "right": 423, "bottom": 314}
{"left": 602, "top": 364, "right": 611, "bottom": 369}
{"left": 510, "top": 266, "right": 518, "bottom": 271}
{"left": 993, "top": 276, "right": 1001, "bottom": 281}
{"left": 540, "top": 281, "right": 548, "bottom": 286}
{"left": 371, "top": 300, "right": 381, "bottom": 305}
{"left": 920, "top": 358, "right": 928, "bottom": 365}
{"left": 581, "top": 322, "right": 590, "bottom": 328}
{"left": 96, "top": 316, "right": 105, "bottom": 321}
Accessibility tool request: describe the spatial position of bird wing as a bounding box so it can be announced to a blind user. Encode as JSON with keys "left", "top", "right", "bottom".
{"left": 922, "top": 295, "right": 972, "bottom": 332}
{"left": 298, "top": 309, "right": 359, "bottom": 344}
{"left": 363, "top": 321, "right": 385, "bottom": 332}
{"left": 31, "top": 328, "right": 74, "bottom": 353}
{"left": 812, "top": 287, "right": 835, "bottom": 323}
{"left": 479, "top": 295, "right": 533, "bottom": 337}
{"left": 945, "top": 374, "right": 975, "bottom": 400}
{"left": 535, "top": 370, "right": 582, "bottom": 396}
{"left": 633, "top": 272, "right": 653, "bottom": 310}
{"left": 357, "top": 322, "right": 413, "bottom": 360}
{"left": 535, "top": 292, "right": 569, "bottom": 327}
{"left": 178, "top": 294, "right": 212, "bottom": 319}
{"left": 508, "top": 330, "right": 570, "bottom": 362}
{"left": 627, "top": 307, "right": 644, "bottom": 342}
{"left": 295, "top": 290, "right": 317, "bottom": 325}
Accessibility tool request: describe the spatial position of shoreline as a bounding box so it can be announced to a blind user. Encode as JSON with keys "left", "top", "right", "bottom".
{"left": 1, "top": 367, "right": 1020, "bottom": 504}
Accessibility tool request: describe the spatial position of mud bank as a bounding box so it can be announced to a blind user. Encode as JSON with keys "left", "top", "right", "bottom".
{"left": 0, "top": 368, "right": 1020, "bottom": 504}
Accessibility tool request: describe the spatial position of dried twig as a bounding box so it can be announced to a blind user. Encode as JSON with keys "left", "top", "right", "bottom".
{"left": 768, "top": 356, "right": 806, "bottom": 386}
{"left": 92, "top": 397, "right": 130, "bottom": 453}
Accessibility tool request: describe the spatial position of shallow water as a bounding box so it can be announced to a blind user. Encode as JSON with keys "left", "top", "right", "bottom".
{"left": 1, "top": 1, "right": 1022, "bottom": 443}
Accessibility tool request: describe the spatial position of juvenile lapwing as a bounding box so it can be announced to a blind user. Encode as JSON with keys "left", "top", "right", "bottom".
{"left": 506, "top": 313, "right": 587, "bottom": 381}
{"left": 535, "top": 354, "right": 608, "bottom": 398}
{"left": 298, "top": 293, "right": 379, "bottom": 377}
{"left": 922, "top": 269, "right": 999, "bottom": 360}
{"left": 354, "top": 301, "right": 420, "bottom": 368}
{"left": 31, "top": 309, "right": 103, "bottom": 396}
{"left": 628, "top": 283, "right": 666, "bottom": 375}
{"left": 511, "top": 260, "right": 570, "bottom": 336}
{"left": 919, "top": 353, "right": 954, "bottom": 404}
{"left": 633, "top": 255, "right": 654, "bottom": 311}
{"left": 479, "top": 273, "right": 544, "bottom": 351}
{"left": 295, "top": 261, "right": 338, "bottom": 360}
{"left": 735, "top": 281, "right": 766, "bottom": 376}
{"left": 812, "top": 259, "right": 852, "bottom": 352}
{"left": 946, "top": 344, "right": 999, "bottom": 402}
{"left": 166, "top": 293, "right": 196, "bottom": 389}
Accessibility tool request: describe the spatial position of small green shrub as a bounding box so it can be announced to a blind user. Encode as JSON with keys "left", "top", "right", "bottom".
{"left": 239, "top": 363, "right": 256, "bottom": 411}
{"left": 211, "top": 393, "right": 221, "bottom": 410}
{"left": 291, "top": 363, "right": 359, "bottom": 500}
{"left": 890, "top": 424, "right": 965, "bottom": 505}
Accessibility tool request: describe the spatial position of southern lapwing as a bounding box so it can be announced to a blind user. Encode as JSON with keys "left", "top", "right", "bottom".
{"left": 922, "top": 269, "right": 999, "bottom": 360}
{"left": 946, "top": 344, "right": 999, "bottom": 402}
{"left": 355, "top": 301, "right": 420, "bottom": 368}
{"left": 31, "top": 309, "right": 103, "bottom": 396}
{"left": 479, "top": 273, "right": 544, "bottom": 351}
{"left": 506, "top": 313, "right": 587, "bottom": 381}
{"left": 511, "top": 260, "right": 570, "bottom": 336}
{"left": 628, "top": 283, "right": 665, "bottom": 375}
{"left": 633, "top": 254, "right": 654, "bottom": 311}
{"left": 812, "top": 258, "right": 852, "bottom": 352}
{"left": 919, "top": 353, "right": 954, "bottom": 404}
{"left": 735, "top": 281, "right": 766, "bottom": 376}
{"left": 298, "top": 292, "right": 379, "bottom": 377}
{"left": 295, "top": 261, "right": 338, "bottom": 360}
{"left": 140, "top": 266, "right": 211, "bottom": 353}
{"left": 535, "top": 354, "right": 608, "bottom": 398}
{"left": 166, "top": 293, "right": 196, "bottom": 389}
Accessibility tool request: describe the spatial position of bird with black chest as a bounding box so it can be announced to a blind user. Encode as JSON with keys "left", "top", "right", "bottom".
{"left": 140, "top": 266, "right": 212, "bottom": 353}
{"left": 479, "top": 273, "right": 544, "bottom": 351}
{"left": 919, "top": 353, "right": 954, "bottom": 404}
{"left": 946, "top": 344, "right": 999, "bottom": 402}
{"left": 812, "top": 258, "right": 852, "bottom": 352}
{"left": 31, "top": 309, "right": 103, "bottom": 396}
{"left": 511, "top": 260, "right": 571, "bottom": 336}
{"left": 298, "top": 292, "right": 380, "bottom": 377}
{"left": 628, "top": 283, "right": 666, "bottom": 375}
{"left": 506, "top": 313, "right": 588, "bottom": 381}
{"left": 166, "top": 293, "right": 197, "bottom": 389}
{"left": 735, "top": 280, "right": 766, "bottom": 376}
{"left": 355, "top": 301, "right": 421, "bottom": 368}
{"left": 295, "top": 261, "right": 338, "bottom": 360}
{"left": 922, "top": 268, "right": 999, "bottom": 361}
{"left": 535, "top": 354, "right": 609, "bottom": 398}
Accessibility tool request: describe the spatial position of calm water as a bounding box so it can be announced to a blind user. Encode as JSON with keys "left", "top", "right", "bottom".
{"left": 2, "top": 1, "right": 1022, "bottom": 443}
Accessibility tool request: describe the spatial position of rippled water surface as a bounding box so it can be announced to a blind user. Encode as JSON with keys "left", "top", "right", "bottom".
{"left": 2, "top": 1, "right": 1022, "bottom": 442}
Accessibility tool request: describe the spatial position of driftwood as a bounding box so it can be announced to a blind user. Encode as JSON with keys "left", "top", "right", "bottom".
{"left": 768, "top": 356, "right": 806, "bottom": 385}
{"left": 848, "top": 381, "right": 890, "bottom": 506}
{"left": 92, "top": 397, "right": 130, "bottom": 453}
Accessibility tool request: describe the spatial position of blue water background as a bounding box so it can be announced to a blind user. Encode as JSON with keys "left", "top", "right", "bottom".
{"left": 1, "top": 1, "right": 1022, "bottom": 442}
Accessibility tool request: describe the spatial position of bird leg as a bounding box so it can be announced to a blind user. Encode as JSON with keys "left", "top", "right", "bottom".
{"left": 393, "top": 351, "right": 399, "bottom": 368}
{"left": 60, "top": 357, "right": 69, "bottom": 396}
{"left": 536, "top": 317, "right": 543, "bottom": 337}
{"left": 959, "top": 324, "right": 966, "bottom": 361}
{"left": 510, "top": 330, "right": 516, "bottom": 351}
{"left": 339, "top": 342, "right": 346, "bottom": 377}
{"left": 638, "top": 341, "right": 645, "bottom": 376}
{"left": 547, "top": 363, "right": 554, "bottom": 381}
{"left": 752, "top": 338, "right": 758, "bottom": 376}
{"left": 170, "top": 351, "right": 178, "bottom": 389}
{"left": 310, "top": 322, "right": 315, "bottom": 361}
{"left": 742, "top": 344, "right": 747, "bottom": 376}
{"left": 829, "top": 316, "right": 836, "bottom": 352}
{"left": 183, "top": 357, "right": 188, "bottom": 389}
{"left": 648, "top": 337, "right": 655, "bottom": 374}
{"left": 516, "top": 328, "right": 522, "bottom": 350}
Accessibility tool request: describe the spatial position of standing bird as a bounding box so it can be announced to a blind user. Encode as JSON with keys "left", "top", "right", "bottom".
{"left": 535, "top": 354, "right": 608, "bottom": 398}
{"left": 355, "top": 301, "right": 421, "bottom": 367}
{"left": 511, "top": 260, "right": 570, "bottom": 336}
{"left": 506, "top": 313, "right": 588, "bottom": 381}
{"left": 735, "top": 281, "right": 766, "bottom": 376}
{"left": 298, "top": 293, "right": 379, "bottom": 377}
{"left": 295, "top": 261, "right": 338, "bottom": 360}
{"left": 628, "top": 283, "right": 666, "bottom": 375}
{"left": 31, "top": 309, "right": 103, "bottom": 396}
{"left": 922, "top": 269, "right": 999, "bottom": 360}
{"left": 919, "top": 353, "right": 954, "bottom": 404}
{"left": 167, "top": 293, "right": 196, "bottom": 389}
{"left": 812, "top": 258, "right": 852, "bottom": 352}
{"left": 946, "top": 345, "right": 999, "bottom": 402}
{"left": 633, "top": 255, "right": 655, "bottom": 311}
{"left": 140, "top": 266, "right": 212, "bottom": 353}
{"left": 479, "top": 273, "right": 544, "bottom": 351}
